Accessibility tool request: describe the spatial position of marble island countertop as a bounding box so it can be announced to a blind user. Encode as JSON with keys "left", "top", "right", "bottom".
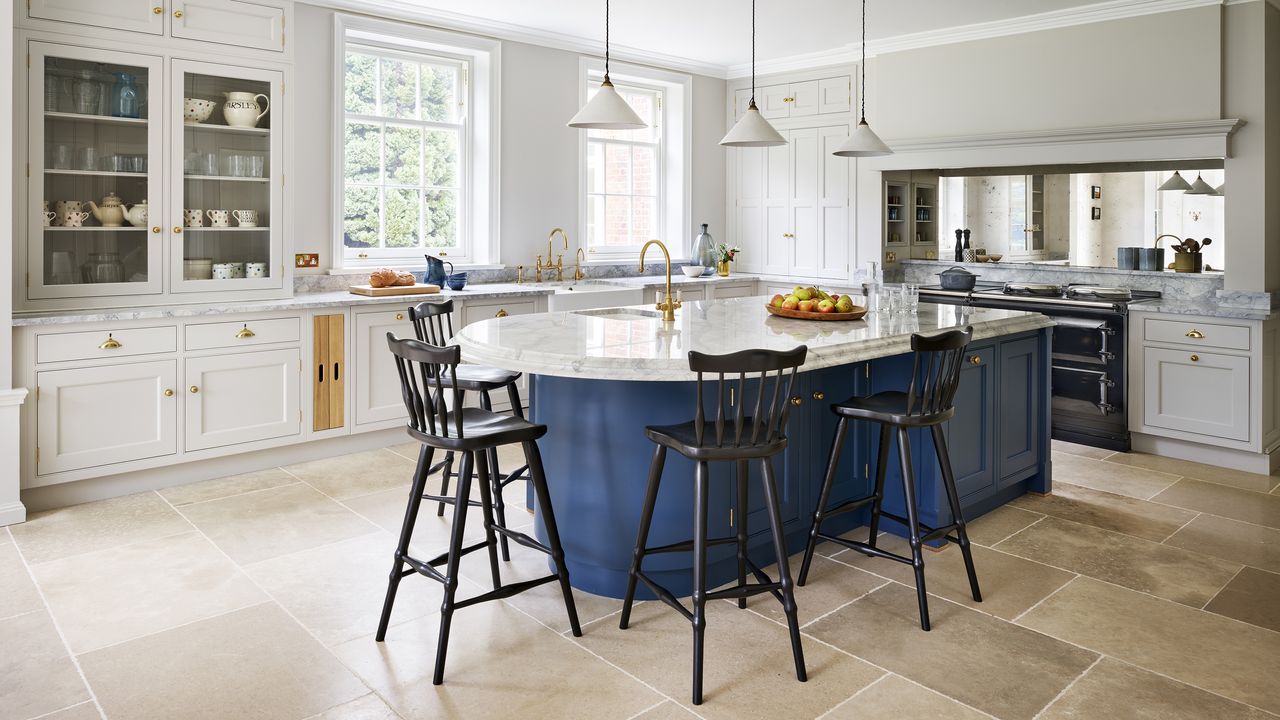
{"left": 454, "top": 297, "right": 1053, "bottom": 381}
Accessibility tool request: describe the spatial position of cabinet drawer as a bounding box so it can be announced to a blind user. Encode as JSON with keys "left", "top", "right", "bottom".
{"left": 712, "top": 282, "right": 757, "bottom": 299}
{"left": 185, "top": 317, "right": 300, "bottom": 350}
{"left": 29, "top": 0, "right": 164, "bottom": 35}
{"left": 172, "top": 0, "right": 285, "bottom": 52}
{"left": 37, "top": 326, "right": 177, "bottom": 364}
{"left": 1144, "top": 318, "right": 1250, "bottom": 352}
{"left": 460, "top": 299, "right": 537, "bottom": 327}
{"left": 1144, "top": 347, "right": 1250, "bottom": 441}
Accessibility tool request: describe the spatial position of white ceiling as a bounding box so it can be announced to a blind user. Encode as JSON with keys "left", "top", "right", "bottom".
{"left": 372, "top": 0, "right": 1127, "bottom": 69}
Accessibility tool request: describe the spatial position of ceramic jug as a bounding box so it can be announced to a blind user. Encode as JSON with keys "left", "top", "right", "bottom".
{"left": 222, "top": 91, "right": 269, "bottom": 128}
{"left": 424, "top": 254, "right": 453, "bottom": 286}
{"left": 122, "top": 200, "right": 148, "bottom": 228}
{"left": 87, "top": 192, "right": 126, "bottom": 227}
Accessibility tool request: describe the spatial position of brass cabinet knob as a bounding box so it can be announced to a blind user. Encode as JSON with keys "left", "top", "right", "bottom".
{"left": 189, "top": 385, "right": 199, "bottom": 394}
{"left": 153, "top": 6, "right": 163, "bottom": 13}
{"left": 163, "top": 388, "right": 174, "bottom": 397}
{"left": 151, "top": 226, "right": 161, "bottom": 233}
{"left": 394, "top": 313, "right": 404, "bottom": 320}
{"left": 790, "top": 396, "right": 803, "bottom": 406}
{"left": 173, "top": 226, "right": 182, "bottom": 234}
{"left": 969, "top": 355, "right": 982, "bottom": 365}
{"left": 1190, "top": 354, "right": 1200, "bottom": 362}
{"left": 235, "top": 326, "right": 255, "bottom": 339}
{"left": 496, "top": 309, "right": 508, "bottom": 318}
{"left": 812, "top": 391, "right": 825, "bottom": 400}
{"left": 99, "top": 335, "right": 122, "bottom": 350}
{"left": 1185, "top": 329, "right": 1205, "bottom": 339}
{"left": 174, "top": 9, "right": 184, "bottom": 17}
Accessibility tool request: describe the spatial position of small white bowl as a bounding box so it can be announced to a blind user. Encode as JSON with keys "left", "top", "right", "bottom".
{"left": 184, "top": 98, "right": 216, "bottom": 124}
{"left": 682, "top": 265, "right": 706, "bottom": 277}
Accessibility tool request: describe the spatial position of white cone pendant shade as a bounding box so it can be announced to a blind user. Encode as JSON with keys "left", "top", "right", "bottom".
{"left": 568, "top": 78, "right": 645, "bottom": 129}
{"left": 1157, "top": 171, "right": 1193, "bottom": 192}
{"left": 1185, "top": 173, "right": 1217, "bottom": 195}
{"left": 834, "top": 119, "right": 892, "bottom": 157}
{"left": 720, "top": 101, "right": 786, "bottom": 147}
{"left": 1214, "top": 182, "right": 1225, "bottom": 196}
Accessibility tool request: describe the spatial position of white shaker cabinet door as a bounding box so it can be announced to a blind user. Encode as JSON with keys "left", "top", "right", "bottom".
{"left": 172, "top": 0, "right": 286, "bottom": 51}
{"left": 788, "top": 128, "right": 820, "bottom": 278}
{"left": 763, "top": 139, "right": 791, "bottom": 274}
{"left": 788, "top": 81, "right": 819, "bottom": 117}
{"left": 29, "top": 0, "right": 164, "bottom": 35}
{"left": 818, "top": 126, "right": 851, "bottom": 279}
{"left": 1143, "top": 347, "right": 1250, "bottom": 442}
{"left": 757, "top": 84, "right": 792, "bottom": 120}
{"left": 353, "top": 309, "right": 416, "bottom": 426}
{"left": 184, "top": 349, "right": 300, "bottom": 451}
{"left": 36, "top": 361, "right": 178, "bottom": 475}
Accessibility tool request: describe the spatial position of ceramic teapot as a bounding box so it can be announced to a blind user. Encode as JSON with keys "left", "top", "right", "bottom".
{"left": 87, "top": 192, "right": 126, "bottom": 227}
{"left": 122, "top": 200, "right": 148, "bottom": 228}
{"left": 222, "top": 91, "right": 270, "bottom": 128}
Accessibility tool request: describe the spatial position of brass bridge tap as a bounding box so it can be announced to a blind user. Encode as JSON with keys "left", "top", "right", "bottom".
{"left": 537, "top": 228, "right": 569, "bottom": 282}
{"left": 639, "top": 239, "right": 682, "bottom": 322}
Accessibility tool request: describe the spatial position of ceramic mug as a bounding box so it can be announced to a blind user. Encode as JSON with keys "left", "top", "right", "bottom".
{"left": 62, "top": 211, "right": 90, "bottom": 228}
{"left": 42, "top": 211, "right": 57, "bottom": 227}
{"left": 54, "top": 200, "right": 84, "bottom": 226}
{"left": 229, "top": 262, "right": 246, "bottom": 279}
{"left": 232, "top": 209, "right": 258, "bottom": 227}
{"left": 206, "top": 209, "right": 230, "bottom": 227}
{"left": 184, "top": 209, "right": 204, "bottom": 227}
{"left": 245, "top": 262, "right": 267, "bottom": 278}
{"left": 212, "top": 263, "right": 235, "bottom": 280}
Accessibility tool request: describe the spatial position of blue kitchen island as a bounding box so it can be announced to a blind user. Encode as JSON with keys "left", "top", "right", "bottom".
{"left": 455, "top": 298, "right": 1054, "bottom": 599}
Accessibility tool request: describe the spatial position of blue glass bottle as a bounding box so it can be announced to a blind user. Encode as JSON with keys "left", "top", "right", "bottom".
{"left": 109, "top": 72, "right": 140, "bottom": 119}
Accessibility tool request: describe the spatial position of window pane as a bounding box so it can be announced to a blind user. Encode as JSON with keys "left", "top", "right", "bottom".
{"left": 385, "top": 188, "right": 420, "bottom": 248}
{"left": 586, "top": 142, "right": 605, "bottom": 194}
{"left": 586, "top": 194, "right": 604, "bottom": 247}
{"left": 345, "top": 52, "right": 377, "bottom": 114}
{"left": 632, "top": 196, "right": 656, "bottom": 242}
{"left": 424, "top": 129, "right": 459, "bottom": 188}
{"left": 632, "top": 146, "right": 657, "bottom": 197}
{"left": 604, "top": 195, "right": 630, "bottom": 247}
{"left": 425, "top": 189, "right": 458, "bottom": 246}
{"left": 420, "top": 63, "right": 457, "bottom": 123}
{"left": 605, "top": 143, "right": 630, "bottom": 195}
{"left": 344, "top": 186, "right": 380, "bottom": 249}
{"left": 384, "top": 125, "right": 422, "bottom": 185}
{"left": 344, "top": 122, "right": 380, "bottom": 183}
{"left": 380, "top": 57, "right": 418, "bottom": 119}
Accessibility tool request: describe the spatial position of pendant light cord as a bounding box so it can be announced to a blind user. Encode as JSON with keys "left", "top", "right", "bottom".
{"left": 750, "top": 0, "right": 757, "bottom": 103}
{"left": 860, "top": 0, "right": 867, "bottom": 122}
{"left": 604, "top": 0, "right": 612, "bottom": 82}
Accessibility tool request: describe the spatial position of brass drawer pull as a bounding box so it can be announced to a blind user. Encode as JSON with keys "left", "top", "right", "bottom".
{"left": 812, "top": 391, "right": 825, "bottom": 400}
{"left": 496, "top": 309, "right": 508, "bottom": 318}
{"left": 163, "top": 388, "right": 174, "bottom": 397}
{"left": 235, "top": 326, "right": 256, "bottom": 339}
{"left": 152, "top": 226, "right": 161, "bottom": 233}
{"left": 1185, "top": 329, "right": 1205, "bottom": 339}
{"left": 99, "top": 335, "right": 122, "bottom": 350}
{"left": 395, "top": 313, "right": 404, "bottom": 321}
{"left": 174, "top": 9, "right": 184, "bottom": 17}
{"left": 189, "top": 385, "right": 200, "bottom": 394}
{"left": 153, "top": 6, "right": 163, "bottom": 13}
{"left": 969, "top": 355, "right": 982, "bottom": 365}
{"left": 790, "top": 396, "right": 803, "bottom": 406}
{"left": 173, "top": 226, "right": 182, "bottom": 234}
{"left": 1190, "top": 354, "right": 1200, "bottom": 362}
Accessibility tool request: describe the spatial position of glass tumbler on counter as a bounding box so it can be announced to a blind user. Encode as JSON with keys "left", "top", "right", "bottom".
{"left": 903, "top": 284, "right": 920, "bottom": 314}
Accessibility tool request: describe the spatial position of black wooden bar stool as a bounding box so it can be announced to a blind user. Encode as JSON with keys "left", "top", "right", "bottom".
{"left": 409, "top": 299, "right": 527, "bottom": 561}
{"left": 797, "top": 327, "right": 982, "bottom": 632}
{"left": 620, "top": 346, "right": 809, "bottom": 705}
{"left": 376, "top": 334, "right": 580, "bottom": 684}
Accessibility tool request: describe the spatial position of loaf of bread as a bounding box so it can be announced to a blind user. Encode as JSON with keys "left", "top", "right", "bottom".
{"left": 368, "top": 268, "right": 398, "bottom": 288}
{"left": 394, "top": 271, "right": 416, "bottom": 286}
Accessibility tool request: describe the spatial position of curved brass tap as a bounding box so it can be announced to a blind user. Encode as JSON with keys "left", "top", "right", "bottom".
{"left": 639, "top": 239, "right": 682, "bottom": 322}
{"left": 575, "top": 247, "right": 586, "bottom": 281}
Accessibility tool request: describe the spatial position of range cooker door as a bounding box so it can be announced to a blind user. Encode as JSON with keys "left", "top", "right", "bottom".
{"left": 1053, "top": 316, "right": 1117, "bottom": 364}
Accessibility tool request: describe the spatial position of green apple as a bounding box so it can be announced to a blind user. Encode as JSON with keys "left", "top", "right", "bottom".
{"left": 817, "top": 299, "right": 835, "bottom": 313}
{"left": 781, "top": 296, "right": 800, "bottom": 310}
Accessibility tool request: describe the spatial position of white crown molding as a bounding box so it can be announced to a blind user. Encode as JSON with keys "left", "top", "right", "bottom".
{"left": 309, "top": 0, "right": 729, "bottom": 78}
{"left": 884, "top": 119, "right": 1245, "bottom": 152}
{"left": 726, "top": 0, "right": 1226, "bottom": 78}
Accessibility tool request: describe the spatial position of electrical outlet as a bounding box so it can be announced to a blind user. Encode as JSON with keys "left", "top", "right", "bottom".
{"left": 884, "top": 250, "right": 898, "bottom": 263}
{"left": 295, "top": 253, "right": 319, "bottom": 268}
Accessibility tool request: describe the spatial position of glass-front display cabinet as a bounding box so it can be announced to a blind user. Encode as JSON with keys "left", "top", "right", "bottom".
{"left": 28, "top": 43, "right": 163, "bottom": 299}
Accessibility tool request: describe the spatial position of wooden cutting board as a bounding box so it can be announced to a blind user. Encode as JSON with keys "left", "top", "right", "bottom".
{"left": 348, "top": 283, "right": 441, "bottom": 297}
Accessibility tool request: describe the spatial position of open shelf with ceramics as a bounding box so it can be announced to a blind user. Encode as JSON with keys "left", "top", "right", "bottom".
{"left": 883, "top": 178, "right": 908, "bottom": 247}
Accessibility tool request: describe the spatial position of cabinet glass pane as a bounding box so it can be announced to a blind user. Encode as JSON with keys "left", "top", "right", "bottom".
{"left": 42, "top": 55, "right": 152, "bottom": 288}
{"left": 180, "top": 71, "right": 272, "bottom": 283}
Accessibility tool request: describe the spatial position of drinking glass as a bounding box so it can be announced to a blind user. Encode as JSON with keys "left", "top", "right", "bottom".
{"left": 48, "top": 143, "right": 73, "bottom": 170}
{"left": 874, "top": 285, "right": 893, "bottom": 314}
{"left": 76, "top": 146, "right": 98, "bottom": 171}
{"left": 903, "top": 284, "right": 920, "bottom": 314}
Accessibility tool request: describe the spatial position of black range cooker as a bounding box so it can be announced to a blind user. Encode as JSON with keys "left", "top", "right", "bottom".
{"left": 919, "top": 281, "right": 1160, "bottom": 451}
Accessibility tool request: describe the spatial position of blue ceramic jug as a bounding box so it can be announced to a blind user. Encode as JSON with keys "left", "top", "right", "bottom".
{"left": 424, "top": 254, "right": 453, "bottom": 286}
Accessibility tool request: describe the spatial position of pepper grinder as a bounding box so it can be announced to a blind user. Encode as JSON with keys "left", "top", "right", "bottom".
{"left": 954, "top": 229, "right": 964, "bottom": 262}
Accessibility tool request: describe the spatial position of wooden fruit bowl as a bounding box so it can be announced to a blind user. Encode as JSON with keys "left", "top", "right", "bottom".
{"left": 765, "top": 303, "right": 868, "bottom": 321}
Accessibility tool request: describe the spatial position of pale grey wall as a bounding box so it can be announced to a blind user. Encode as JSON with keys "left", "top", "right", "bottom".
{"left": 1222, "top": 1, "right": 1270, "bottom": 291}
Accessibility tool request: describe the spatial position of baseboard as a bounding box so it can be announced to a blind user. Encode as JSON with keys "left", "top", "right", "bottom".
{"left": 0, "top": 389, "right": 29, "bottom": 526}
{"left": 21, "top": 427, "right": 406, "bottom": 513}
{"left": 0, "top": 501, "right": 26, "bottom": 526}
{"left": 1130, "top": 432, "right": 1275, "bottom": 484}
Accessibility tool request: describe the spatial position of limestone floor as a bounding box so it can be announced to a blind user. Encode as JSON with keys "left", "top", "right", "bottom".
{"left": 3, "top": 441, "right": 1279, "bottom": 719}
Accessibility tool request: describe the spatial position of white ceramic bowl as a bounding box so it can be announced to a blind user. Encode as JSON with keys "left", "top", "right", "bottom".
{"left": 184, "top": 98, "right": 217, "bottom": 124}
{"left": 682, "top": 265, "right": 706, "bottom": 277}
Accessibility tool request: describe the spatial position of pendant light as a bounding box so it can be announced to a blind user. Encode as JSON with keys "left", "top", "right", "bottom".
{"left": 720, "top": 0, "right": 786, "bottom": 147}
{"left": 568, "top": 0, "right": 646, "bottom": 130}
{"left": 1185, "top": 173, "right": 1217, "bottom": 195}
{"left": 1156, "top": 171, "right": 1193, "bottom": 192}
{"left": 1213, "top": 182, "right": 1225, "bottom": 196}
{"left": 833, "top": 0, "right": 892, "bottom": 157}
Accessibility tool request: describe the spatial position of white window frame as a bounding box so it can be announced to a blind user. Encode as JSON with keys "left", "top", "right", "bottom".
{"left": 333, "top": 14, "right": 500, "bottom": 269}
{"left": 577, "top": 58, "right": 691, "bottom": 262}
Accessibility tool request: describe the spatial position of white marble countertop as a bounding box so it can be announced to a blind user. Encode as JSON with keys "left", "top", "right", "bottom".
{"left": 454, "top": 297, "right": 1053, "bottom": 381}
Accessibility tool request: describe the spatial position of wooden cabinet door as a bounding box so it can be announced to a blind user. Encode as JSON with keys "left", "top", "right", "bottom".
{"left": 818, "top": 126, "right": 851, "bottom": 279}
{"left": 817, "top": 77, "right": 851, "bottom": 114}
{"left": 171, "top": 0, "right": 285, "bottom": 51}
{"left": 353, "top": 309, "right": 415, "bottom": 426}
{"left": 763, "top": 139, "right": 791, "bottom": 274}
{"left": 945, "top": 345, "right": 996, "bottom": 498}
{"left": 998, "top": 336, "right": 1041, "bottom": 481}
{"left": 36, "top": 361, "right": 177, "bottom": 475}
{"left": 788, "top": 128, "right": 820, "bottom": 278}
{"left": 788, "top": 80, "right": 819, "bottom": 117}
{"left": 1144, "top": 347, "right": 1250, "bottom": 441}
{"left": 732, "top": 145, "right": 765, "bottom": 273}
{"left": 757, "top": 84, "right": 791, "bottom": 119}
{"left": 184, "top": 349, "right": 299, "bottom": 451}
{"left": 313, "top": 314, "right": 345, "bottom": 432}
{"left": 29, "top": 0, "right": 163, "bottom": 35}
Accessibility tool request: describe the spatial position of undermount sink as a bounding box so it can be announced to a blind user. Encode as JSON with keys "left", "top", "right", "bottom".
{"left": 570, "top": 308, "right": 663, "bottom": 322}
{"left": 547, "top": 283, "right": 644, "bottom": 312}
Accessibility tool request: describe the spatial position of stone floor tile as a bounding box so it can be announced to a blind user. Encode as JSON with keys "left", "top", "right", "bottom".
{"left": 1203, "top": 567, "right": 1280, "bottom": 633}
{"left": 0, "top": 539, "right": 43, "bottom": 620}
{"left": 1152, "top": 478, "right": 1280, "bottom": 530}
{"left": 1051, "top": 440, "right": 1115, "bottom": 460}
{"left": 1105, "top": 452, "right": 1274, "bottom": 492}
{"left": 33, "top": 531, "right": 265, "bottom": 653}
{"left": 79, "top": 603, "right": 366, "bottom": 720}
{"left": 964, "top": 504, "right": 1044, "bottom": 546}
{"left": 285, "top": 449, "right": 418, "bottom": 500}
{"left": 1164, "top": 514, "right": 1280, "bottom": 573}
{"left": 832, "top": 535, "right": 1075, "bottom": 620}
{"left": 1050, "top": 452, "right": 1180, "bottom": 500}
{"left": 1010, "top": 481, "right": 1198, "bottom": 542}
{"left": 339, "top": 485, "right": 520, "bottom": 561}
{"left": 996, "top": 516, "right": 1239, "bottom": 606}
{"left": 807, "top": 583, "right": 1097, "bottom": 720}
{"left": 575, "top": 599, "right": 882, "bottom": 719}
{"left": 10, "top": 492, "right": 189, "bottom": 565}
{"left": 179, "top": 483, "right": 378, "bottom": 565}
{"left": 629, "top": 700, "right": 701, "bottom": 719}
{"left": 335, "top": 601, "right": 661, "bottom": 720}
{"left": 1039, "top": 656, "right": 1272, "bottom": 720}
{"left": 0, "top": 610, "right": 91, "bottom": 719}
{"left": 1018, "top": 577, "right": 1280, "bottom": 715}
{"left": 38, "top": 701, "right": 104, "bottom": 720}
{"left": 753, "top": 553, "right": 886, "bottom": 628}
{"left": 306, "top": 693, "right": 401, "bottom": 720}
{"left": 825, "top": 673, "right": 990, "bottom": 720}
{"left": 158, "top": 468, "right": 297, "bottom": 507}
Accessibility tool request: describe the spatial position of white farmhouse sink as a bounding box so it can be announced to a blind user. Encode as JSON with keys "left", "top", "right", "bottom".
{"left": 547, "top": 283, "right": 644, "bottom": 312}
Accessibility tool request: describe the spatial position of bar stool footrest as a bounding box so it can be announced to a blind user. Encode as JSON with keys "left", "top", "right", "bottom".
{"left": 452, "top": 574, "right": 559, "bottom": 610}
{"left": 636, "top": 571, "right": 694, "bottom": 622}
{"left": 421, "top": 540, "right": 491, "bottom": 570}
{"left": 705, "top": 582, "right": 783, "bottom": 601}
{"left": 817, "top": 494, "right": 878, "bottom": 520}
{"left": 401, "top": 555, "right": 448, "bottom": 584}
{"left": 490, "top": 525, "right": 552, "bottom": 556}
{"left": 642, "top": 535, "right": 740, "bottom": 556}
{"left": 814, "top": 533, "right": 915, "bottom": 567}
